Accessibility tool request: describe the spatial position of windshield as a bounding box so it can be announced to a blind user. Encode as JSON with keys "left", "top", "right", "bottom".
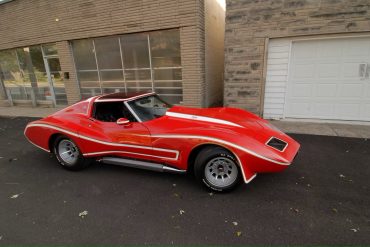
{"left": 127, "top": 95, "right": 172, "bottom": 122}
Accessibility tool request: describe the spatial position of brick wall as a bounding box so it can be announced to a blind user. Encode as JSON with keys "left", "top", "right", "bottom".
{"left": 224, "top": 0, "right": 370, "bottom": 115}
{"left": 0, "top": 0, "right": 206, "bottom": 107}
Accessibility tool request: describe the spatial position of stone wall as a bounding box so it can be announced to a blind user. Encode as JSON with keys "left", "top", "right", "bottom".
{"left": 224, "top": 0, "right": 370, "bottom": 115}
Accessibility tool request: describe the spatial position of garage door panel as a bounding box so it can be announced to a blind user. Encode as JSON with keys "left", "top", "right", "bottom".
{"left": 315, "top": 84, "right": 337, "bottom": 97}
{"left": 361, "top": 104, "right": 370, "bottom": 119}
{"left": 365, "top": 84, "right": 370, "bottom": 98}
{"left": 317, "top": 63, "right": 341, "bottom": 78}
{"left": 293, "top": 42, "right": 317, "bottom": 59}
{"left": 346, "top": 39, "right": 370, "bottom": 56}
{"left": 287, "top": 102, "right": 311, "bottom": 116}
{"left": 313, "top": 103, "right": 334, "bottom": 117}
{"left": 291, "top": 84, "right": 313, "bottom": 97}
{"left": 339, "top": 84, "right": 363, "bottom": 97}
{"left": 334, "top": 103, "right": 360, "bottom": 118}
{"left": 318, "top": 41, "right": 343, "bottom": 58}
{"left": 292, "top": 64, "right": 315, "bottom": 78}
{"left": 342, "top": 62, "right": 364, "bottom": 78}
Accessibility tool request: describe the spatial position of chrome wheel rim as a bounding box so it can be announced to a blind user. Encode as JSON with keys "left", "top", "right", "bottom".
{"left": 204, "top": 157, "right": 238, "bottom": 188}
{"left": 58, "top": 140, "right": 79, "bottom": 165}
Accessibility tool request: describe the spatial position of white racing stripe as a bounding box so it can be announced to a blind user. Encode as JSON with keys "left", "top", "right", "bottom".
{"left": 25, "top": 123, "right": 179, "bottom": 160}
{"left": 83, "top": 150, "right": 178, "bottom": 161}
{"left": 165, "top": 112, "right": 244, "bottom": 128}
{"left": 150, "top": 134, "right": 290, "bottom": 166}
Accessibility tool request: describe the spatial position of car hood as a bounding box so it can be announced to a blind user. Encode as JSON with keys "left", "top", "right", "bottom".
{"left": 144, "top": 106, "right": 299, "bottom": 165}
{"left": 166, "top": 106, "right": 266, "bottom": 133}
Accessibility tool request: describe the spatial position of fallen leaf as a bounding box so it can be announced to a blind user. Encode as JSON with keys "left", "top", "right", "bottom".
{"left": 339, "top": 174, "right": 345, "bottom": 178}
{"left": 236, "top": 231, "right": 242, "bottom": 237}
{"left": 332, "top": 208, "right": 338, "bottom": 213}
{"left": 350, "top": 228, "right": 359, "bottom": 232}
{"left": 290, "top": 208, "right": 299, "bottom": 213}
{"left": 10, "top": 193, "right": 22, "bottom": 199}
{"left": 232, "top": 221, "right": 238, "bottom": 226}
{"left": 79, "top": 210, "right": 88, "bottom": 218}
{"left": 179, "top": 209, "right": 185, "bottom": 215}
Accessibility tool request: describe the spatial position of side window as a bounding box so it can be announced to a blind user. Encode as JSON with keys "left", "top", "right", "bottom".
{"left": 93, "top": 101, "right": 137, "bottom": 122}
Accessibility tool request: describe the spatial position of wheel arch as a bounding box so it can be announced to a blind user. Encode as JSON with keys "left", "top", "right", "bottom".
{"left": 187, "top": 143, "right": 240, "bottom": 173}
{"left": 48, "top": 133, "right": 63, "bottom": 152}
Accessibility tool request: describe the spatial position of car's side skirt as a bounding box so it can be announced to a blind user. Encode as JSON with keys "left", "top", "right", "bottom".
{"left": 97, "top": 157, "right": 186, "bottom": 173}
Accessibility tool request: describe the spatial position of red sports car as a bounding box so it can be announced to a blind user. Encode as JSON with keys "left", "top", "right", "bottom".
{"left": 24, "top": 92, "right": 300, "bottom": 192}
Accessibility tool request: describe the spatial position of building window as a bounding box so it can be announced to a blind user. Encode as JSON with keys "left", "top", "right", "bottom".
{"left": 0, "top": 44, "right": 67, "bottom": 105}
{"left": 71, "top": 29, "right": 182, "bottom": 104}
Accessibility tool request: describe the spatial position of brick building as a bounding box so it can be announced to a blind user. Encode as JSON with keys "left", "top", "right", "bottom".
{"left": 224, "top": 0, "right": 370, "bottom": 122}
{"left": 0, "top": 0, "right": 225, "bottom": 108}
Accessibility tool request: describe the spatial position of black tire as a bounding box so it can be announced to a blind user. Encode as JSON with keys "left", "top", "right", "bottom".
{"left": 194, "top": 146, "right": 241, "bottom": 192}
{"left": 53, "top": 135, "right": 91, "bottom": 171}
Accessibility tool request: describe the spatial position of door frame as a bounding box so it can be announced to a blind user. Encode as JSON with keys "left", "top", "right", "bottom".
{"left": 41, "top": 45, "right": 58, "bottom": 107}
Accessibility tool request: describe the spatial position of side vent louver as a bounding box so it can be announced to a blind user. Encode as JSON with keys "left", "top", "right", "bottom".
{"left": 267, "top": 137, "right": 287, "bottom": 152}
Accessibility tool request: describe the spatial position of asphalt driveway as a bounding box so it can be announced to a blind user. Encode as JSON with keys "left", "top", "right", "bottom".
{"left": 0, "top": 116, "right": 369, "bottom": 245}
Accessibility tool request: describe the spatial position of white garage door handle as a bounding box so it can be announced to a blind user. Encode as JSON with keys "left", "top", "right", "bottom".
{"left": 359, "top": 63, "right": 368, "bottom": 79}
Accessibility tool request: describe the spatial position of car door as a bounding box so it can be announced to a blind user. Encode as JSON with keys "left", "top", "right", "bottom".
{"left": 77, "top": 101, "right": 153, "bottom": 160}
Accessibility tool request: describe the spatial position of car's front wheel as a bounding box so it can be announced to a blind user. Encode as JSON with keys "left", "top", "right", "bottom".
{"left": 194, "top": 146, "right": 241, "bottom": 192}
{"left": 53, "top": 135, "right": 90, "bottom": 171}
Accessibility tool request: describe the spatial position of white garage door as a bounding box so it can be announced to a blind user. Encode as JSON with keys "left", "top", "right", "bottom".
{"left": 264, "top": 36, "right": 370, "bottom": 121}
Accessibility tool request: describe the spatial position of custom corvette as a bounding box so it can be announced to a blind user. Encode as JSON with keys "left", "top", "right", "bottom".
{"left": 24, "top": 92, "right": 300, "bottom": 191}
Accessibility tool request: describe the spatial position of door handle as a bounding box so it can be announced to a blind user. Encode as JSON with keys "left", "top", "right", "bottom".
{"left": 359, "top": 63, "right": 367, "bottom": 79}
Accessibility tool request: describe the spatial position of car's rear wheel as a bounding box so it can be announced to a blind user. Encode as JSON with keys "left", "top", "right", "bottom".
{"left": 194, "top": 146, "right": 240, "bottom": 192}
{"left": 53, "top": 135, "right": 90, "bottom": 171}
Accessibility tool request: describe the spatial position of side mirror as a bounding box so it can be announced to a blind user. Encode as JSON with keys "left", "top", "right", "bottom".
{"left": 116, "top": 118, "right": 130, "bottom": 125}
